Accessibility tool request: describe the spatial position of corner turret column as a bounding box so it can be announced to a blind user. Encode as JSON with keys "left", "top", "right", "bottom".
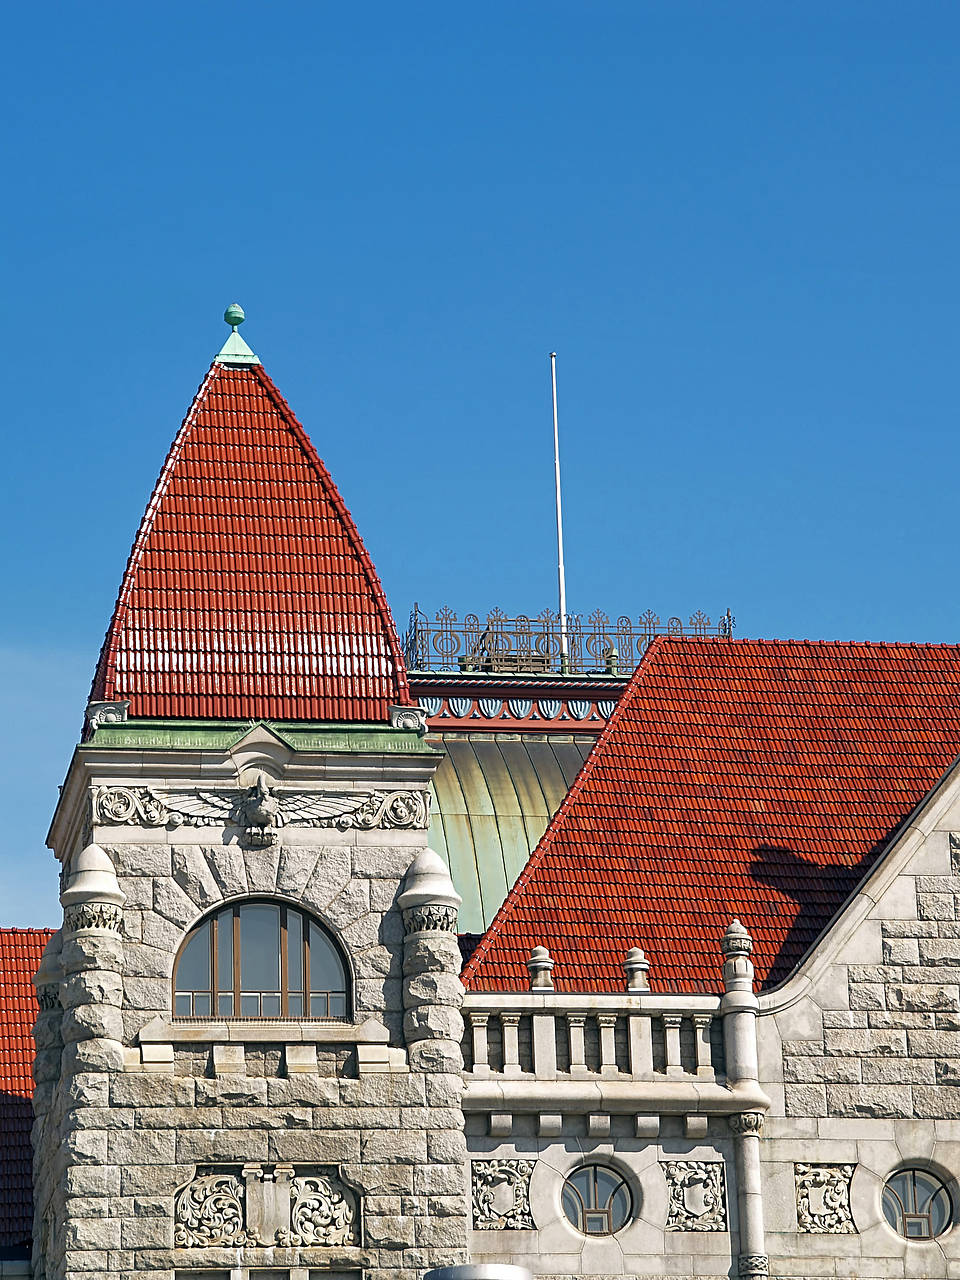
{"left": 721, "top": 919, "right": 767, "bottom": 1280}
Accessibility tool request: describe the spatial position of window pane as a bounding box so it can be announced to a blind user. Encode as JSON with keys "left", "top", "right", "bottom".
{"left": 193, "top": 992, "right": 211, "bottom": 1017}
{"left": 176, "top": 922, "right": 210, "bottom": 991}
{"left": 262, "top": 993, "right": 281, "bottom": 1017}
{"left": 288, "top": 994, "right": 303, "bottom": 1017}
{"left": 328, "top": 992, "right": 347, "bottom": 1018}
{"left": 240, "top": 904, "right": 281, "bottom": 989}
{"left": 595, "top": 1167, "right": 619, "bottom": 1204}
{"left": 310, "top": 993, "right": 329, "bottom": 1017}
{"left": 287, "top": 910, "right": 303, "bottom": 989}
{"left": 307, "top": 923, "right": 345, "bottom": 991}
{"left": 241, "top": 993, "right": 260, "bottom": 1016}
{"left": 218, "top": 993, "right": 234, "bottom": 1016}
{"left": 931, "top": 1188, "right": 951, "bottom": 1236}
{"left": 217, "top": 908, "right": 233, "bottom": 993}
{"left": 174, "top": 993, "right": 192, "bottom": 1016}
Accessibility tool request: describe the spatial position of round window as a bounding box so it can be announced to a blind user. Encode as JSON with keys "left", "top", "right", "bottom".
{"left": 561, "top": 1165, "right": 633, "bottom": 1236}
{"left": 882, "top": 1169, "right": 952, "bottom": 1240}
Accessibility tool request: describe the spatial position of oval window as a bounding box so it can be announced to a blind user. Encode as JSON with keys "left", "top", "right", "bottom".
{"left": 561, "top": 1165, "right": 633, "bottom": 1236}
{"left": 882, "top": 1169, "right": 952, "bottom": 1240}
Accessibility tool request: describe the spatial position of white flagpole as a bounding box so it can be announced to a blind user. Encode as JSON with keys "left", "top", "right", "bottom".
{"left": 550, "top": 352, "right": 569, "bottom": 672}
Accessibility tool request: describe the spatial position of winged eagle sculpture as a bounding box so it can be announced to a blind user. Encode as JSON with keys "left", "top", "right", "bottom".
{"left": 94, "top": 775, "right": 427, "bottom": 844}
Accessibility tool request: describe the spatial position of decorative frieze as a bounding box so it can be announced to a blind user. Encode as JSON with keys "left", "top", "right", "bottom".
{"left": 729, "top": 1111, "right": 764, "bottom": 1136}
{"left": 287, "top": 1174, "right": 359, "bottom": 1246}
{"left": 403, "top": 904, "right": 459, "bottom": 935}
{"left": 663, "top": 1161, "right": 727, "bottom": 1231}
{"left": 93, "top": 776, "right": 428, "bottom": 845}
{"left": 175, "top": 1172, "right": 250, "bottom": 1247}
{"left": 175, "top": 1164, "right": 359, "bottom": 1248}
{"left": 795, "top": 1163, "right": 856, "bottom": 1233}
{"left": 738, "top": 1254, "right": 769, "bottom": 1277}
{"left": 472, "top": 1159, "right": 535, "bottom": 1229}
{"left": 63, "top": 902, "right": 123, "bottom": 934}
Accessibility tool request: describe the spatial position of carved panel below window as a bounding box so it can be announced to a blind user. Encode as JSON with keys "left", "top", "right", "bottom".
{"left": 472, "top": 1159, "right": 535, "bottom": 1229}
{"left": 795, "top": 1163, "right": 856, "bottom": 1233}
{"left": 663, "top": 1161, "right": 727, "bottom": 1231}
{"left": 174, "top": 1165, "right": 359, "bottom": 1248}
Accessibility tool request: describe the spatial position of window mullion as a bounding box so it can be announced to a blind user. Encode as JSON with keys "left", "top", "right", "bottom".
{"left": 280, "top": 907, "right": 288, "bottom": 1017}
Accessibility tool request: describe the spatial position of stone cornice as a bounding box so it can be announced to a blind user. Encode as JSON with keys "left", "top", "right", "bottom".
{"left": 48, "top": 722, "right": 442, "bottom": 860}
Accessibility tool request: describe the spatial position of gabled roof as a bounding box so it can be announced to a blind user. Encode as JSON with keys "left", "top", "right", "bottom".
{"left": 462, "top": 637, "right": 960, "bottom": 994}
{"left": 91, "top": 361, "right": 411, "bottom": 723}
{"left": 0, "top": 929, "right": 53, "bottom": 1248}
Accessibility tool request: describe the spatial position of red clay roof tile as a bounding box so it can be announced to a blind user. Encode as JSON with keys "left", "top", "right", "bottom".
{"left": 0, "top": 928, "right": 53, "bottom": 1247}
{"left": 90, "top": 362, "right": 411, "bottom": 723}
{"left": 462, "top": 637, "right": 960, "bottom": 994}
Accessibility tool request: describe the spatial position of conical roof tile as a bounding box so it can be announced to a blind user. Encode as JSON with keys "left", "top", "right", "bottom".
{"left": 91, "top": 362, "right": 411, "bottom": 723}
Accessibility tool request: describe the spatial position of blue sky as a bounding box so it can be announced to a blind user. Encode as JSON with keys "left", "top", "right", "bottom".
{"left": 3, "top": 2, "right": 959, "bottom": 924}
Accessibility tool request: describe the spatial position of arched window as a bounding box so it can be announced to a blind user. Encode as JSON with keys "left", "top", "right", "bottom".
{"left": 173, "top": 901, "right": 349, "bottom": 1019}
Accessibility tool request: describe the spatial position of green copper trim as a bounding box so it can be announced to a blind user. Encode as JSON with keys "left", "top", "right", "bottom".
{"left": 87, "top": 718, "right": 436, "bottom": 754}
{"left": 216, "top": 303, "right": 260, "bottom": 366}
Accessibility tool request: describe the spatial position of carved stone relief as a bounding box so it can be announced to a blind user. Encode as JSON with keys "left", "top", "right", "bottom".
{"left": 174, "top": 1164, "right": 359, "bottom": 1248}
{"left": 472, "top": 1159, "right": 535, "bottom": 1229}
{"left": 738, "top": 1254, "right": 769, "bottom": 1277}
{"left": 63, "top": 902, "right": 123, "bottom": 934}
{"left": 403, "top": 904, "right": 459, "bottom": 935}
{"left": 663, "top": 1161, "right": 727, "bottom": 1231}
{"left": 795, "top": 1163, "right": 856, "bottom": 1233}
{"left": 94, "top": 775, "right": 428, "bottom": 846}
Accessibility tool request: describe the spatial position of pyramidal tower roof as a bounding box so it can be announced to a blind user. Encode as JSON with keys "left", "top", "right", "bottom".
{"left": 90, "top": 307, "right": 412, "bottom": 724}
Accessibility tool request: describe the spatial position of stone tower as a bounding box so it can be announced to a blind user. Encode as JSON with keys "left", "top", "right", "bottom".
{"left": 32, "top": 310, "right": 468, "bottom": 1280}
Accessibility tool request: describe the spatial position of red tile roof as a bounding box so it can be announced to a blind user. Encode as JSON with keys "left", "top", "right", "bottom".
{"left": 0, "top": 929, "right": 53, "bottom": 1248}
{"left": 462, "top": 638, "right": 960, "bottom": 994}
{"left": 91, "top": 362, "right": 411, "bottom": 723}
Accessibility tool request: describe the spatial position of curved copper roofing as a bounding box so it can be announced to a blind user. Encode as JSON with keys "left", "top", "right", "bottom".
{"left": 91, "top": 362, "right": 411, "bottom": 723}
{"left": 429, "top": 732, "right": 594, "bottom": 933}
{"left": 464, "top": 637, "right": 960, "bottom": 994}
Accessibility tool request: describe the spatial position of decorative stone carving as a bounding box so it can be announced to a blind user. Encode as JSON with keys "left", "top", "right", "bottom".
{"left": 472, "top": 1159, "right": 535, "bottom": 1229}
{"left": 729, "top": 1111, "right": 764, "bottom": 1136}
{"left": 390, "top": 704, "right": 428, "bottom": 735}
{"left": 84, "top": 699, "right": 129, "bottom": 729}
{"left": 663, "top": 1161, "right": 727, "bottom": 1231}
{"left": 402, "top": 904, "right": 459, "bottom": 935}
{"left": 288, "top": 1174, "right": 359, "bottom": 1245}
{"left": 93, "top": 776, "right": 428, "bottom": 844}
{"left": 738, "top": 1255, "right": 769, "bottom": 1277}
{"left": 174, "top": 1173, "right": 251, "bottom": 1247}
{"left": 795, "top": 1163, "right": 856, "bottom": 1233}
{"left": 63, "top": 902, "right": 123, "bottom": 934}
{"left": 36, "top": 986, "right": 60, "bottom": 1011}
{"left": 175, "top": 1165, "right": 359, "bottom": 1248}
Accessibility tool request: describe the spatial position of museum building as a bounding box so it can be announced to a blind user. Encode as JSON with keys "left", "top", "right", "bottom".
{"left": 3, "top": 311, "right": 960, "bottom": 1280}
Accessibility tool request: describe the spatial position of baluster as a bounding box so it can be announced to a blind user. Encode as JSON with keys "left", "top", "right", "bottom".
{"left": 598, "top": 1013, "right": 618, "bottom": 1076}
{"left": 470, "top": 1012, "right": 490, "bottom": 1076}
{"left": 567, "top": 1013, "right": 587, "bottom": 1076}
{"left": 662, "top": 1013, "right": 684, "bottom": 1077}
{"left": 501, "top": 1013, "right": 522, "bottom": 1076}
{"left": 694, "top": 1013, "right": 714, "bottom": 1078}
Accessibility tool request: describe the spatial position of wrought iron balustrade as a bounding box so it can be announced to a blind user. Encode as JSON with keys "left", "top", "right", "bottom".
{"left": 403, "top": 604, "right": 734, "bottom": 676}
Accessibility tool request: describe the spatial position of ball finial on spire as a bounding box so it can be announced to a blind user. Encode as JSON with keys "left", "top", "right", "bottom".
{"left": 224, "top": 303, "right": 245, "bottom": 330}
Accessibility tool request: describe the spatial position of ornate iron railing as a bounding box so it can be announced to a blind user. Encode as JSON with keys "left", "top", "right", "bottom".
{"left": 403, "top": 605, "right": 735, "bottom": 675}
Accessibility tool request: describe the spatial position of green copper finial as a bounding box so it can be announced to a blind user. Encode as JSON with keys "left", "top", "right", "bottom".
{"left": 215, "top": 302, "right": 260, "bottom": 366}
